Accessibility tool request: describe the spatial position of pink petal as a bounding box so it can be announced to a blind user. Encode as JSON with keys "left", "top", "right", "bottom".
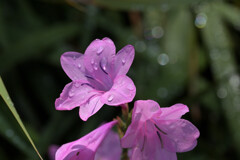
{"left": 132, "top": 100, "right": 161, "bottom": 122}
{"left": 121, "top": 120, "right": 144, "bottom": 148}
{"left": 84, "top": 38, "right": 116, "bottom": 90}
{"left": 79, "top": 95, "right": 104, "bottom": 121}
{"left": 100, "top": 75, "right": 136, "bottom": 106}
{"left": 160, "top": 103, "right": 189, "bottom": 120}
{"left": 154, "top": 147, "right": 177, "bottom": 160}
{"left": 55, "top": 82, "right": 99, "bottom": 111}
{"left": 55, "top": 121, "right": 117, "bottom": 160}
{"left": 61, "top": 51, "right": 88, "bottom": 81}
{"left": 129, "top": 132, "right": 177, "bottom": 160}
{"left": 114, "top": 45, "right": 135, "bottom": 78}
{"left": 95, "top": 130, "right": 122, "bottom": 160}
{"left": 155, "top": 119, "right": 200, "bottom": 152}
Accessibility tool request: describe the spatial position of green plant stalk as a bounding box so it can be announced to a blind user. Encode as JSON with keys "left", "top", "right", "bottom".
{"left": 0, "top": 76, "right": 43, "bottom": 160}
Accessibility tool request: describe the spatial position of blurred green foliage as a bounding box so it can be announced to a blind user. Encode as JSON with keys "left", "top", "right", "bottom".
{"left": 1, "top": 0, "right": 240, "bottom": 159}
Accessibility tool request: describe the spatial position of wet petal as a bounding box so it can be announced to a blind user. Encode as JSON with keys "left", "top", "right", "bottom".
{"left": 121, "top": 120, "right": 144, "bottom": 148}
{"left": 129, "top": 131, "right": 177, "bottom": 160}
{"left": 84, "top": 38, "right": 116, "bottom": 90}
{"left": 160, "top": 104, "right": 189, "bottom": 120}
{"left": 55, "top": 121, "right": 117, "bottom": 160}
{"left": 61, "top": 51, "right": 87, "bottom": 81}
{"left": 55, "top": 82, "right": 98, "bottom": 111}
{"left": 95, "top": 130, "right": 122, "bottom": 160}
{"left": 101, "top": 75, "right": 136, "bottom": 106}
{"left": 155, "top": 119, "right": 200, "bottom": 152}
{"left": 79, "top": 95, "right": 104, "bottom": 121}
{"left": 132, "top": 100, "right": 161, "bottom": 122}
{"left": 114, "top": 45, "right": 135, "bottom": 78}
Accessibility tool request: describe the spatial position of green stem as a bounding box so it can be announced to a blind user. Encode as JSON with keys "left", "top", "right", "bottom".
{"left": 119, "top": 103, "right": 130, "bottom": 160}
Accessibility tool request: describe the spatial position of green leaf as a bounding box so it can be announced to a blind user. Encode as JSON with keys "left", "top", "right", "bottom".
{"left": 215, "top": 2, "right": 240, "bottom": 29}
{"left": 0, "top": 77, "right": 43, "bottom": 160}
{"left": 202, "top": 5, "right": 240, "bottom": 155}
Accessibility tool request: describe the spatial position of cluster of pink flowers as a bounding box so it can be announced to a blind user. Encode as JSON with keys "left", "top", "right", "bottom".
{"left": 54, "top": 38, "right": 200, "bottom": 160}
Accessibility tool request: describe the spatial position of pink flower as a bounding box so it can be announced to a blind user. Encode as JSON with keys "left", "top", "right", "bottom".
{"left": 55, "top": 37, "right": 136, "bottom": 121}
{"left": 55, "top": 120, "right": 121, "bottom": 160}
{"left": 121, "top": 100, "right": 200, "bottom": 160}
{"left": 95, "top": 130, "right": 122, "bottom": 160}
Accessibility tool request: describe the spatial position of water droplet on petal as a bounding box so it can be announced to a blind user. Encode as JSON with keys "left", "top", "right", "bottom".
{"left": 101, "top": 57, "right": 107, "bottom": 71}
{"left": 122, "top": 59, "right": 126, "bottom": 65}
{"left": 91, "top": 59, "right": 95, "bottom": 64}
{"left": 69, "top": 90, "right": 74, "bottom": 97}
{"left": 78, "top": 64, "right": 81, "bottom": 68}
{"left": 107, "top": 95, "right": 114, "bottom": 102}
{"left": 93, "top": 63, "right": 98, "bottom": 70}
{"left": 96, "top": 46, "right": 104, "bottom": 55}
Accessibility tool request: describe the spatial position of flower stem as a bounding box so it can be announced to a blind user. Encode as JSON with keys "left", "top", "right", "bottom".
{"left": 119, "top": 103, "right": 130, "bottom": 160}
{"left": 121, "top": 103, "right": 129, "bottom": 124}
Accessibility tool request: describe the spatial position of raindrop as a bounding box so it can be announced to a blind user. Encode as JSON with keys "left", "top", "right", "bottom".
{"left": 69, "top": 90, "right": 74, "bottom": 97}
{"left": 96, "top": 46, "right": 104, "bottom": 55}
{"left": 122, "top": 59, "right": 126, "bottom": 65}
{"left": 78, "top": 64, "right": 81, "bottom": 69}
{"left": 217, "top": 88, "right": 227, "bottom": 99}
{"left": 91, "top": 59, "right": 95, "bottom": 65}
{"left": 107, "top": 95, "right": 114, "bottom": 102}
{"left": 100, "top": 58, "right": 107, "bottom": 71}
{"left": 195, "top": 13, "right": 207, "bottom": 29}
{"left": 157, "top": 53, "right": 169, "bottom": 66}
{"left": 93, "top": 63, "right": 98, "bottom": 70}
{"left": 152, "top": 26, "right": 164, "bottom": 39}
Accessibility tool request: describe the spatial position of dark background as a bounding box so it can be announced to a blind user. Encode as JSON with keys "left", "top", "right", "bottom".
{"left": 0, "top": 0, "right": 240, "bottom": 159}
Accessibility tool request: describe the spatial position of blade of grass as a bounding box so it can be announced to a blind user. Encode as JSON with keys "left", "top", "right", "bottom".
{"left": 0, "top": 76, "right": 43, "bottom": 160}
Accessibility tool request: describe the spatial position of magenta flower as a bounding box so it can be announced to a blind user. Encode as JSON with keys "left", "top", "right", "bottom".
{"left": 95, "top": 129, "right": 122, "bottom": 160}
{"left": 121, "top": 100, "right": 200, "bottom": 160}
{"left": 55, "top": 37, "right": 136, "bottom": 121}
{"left": 55, "top": 120, "right": 121, "bottom": 160}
